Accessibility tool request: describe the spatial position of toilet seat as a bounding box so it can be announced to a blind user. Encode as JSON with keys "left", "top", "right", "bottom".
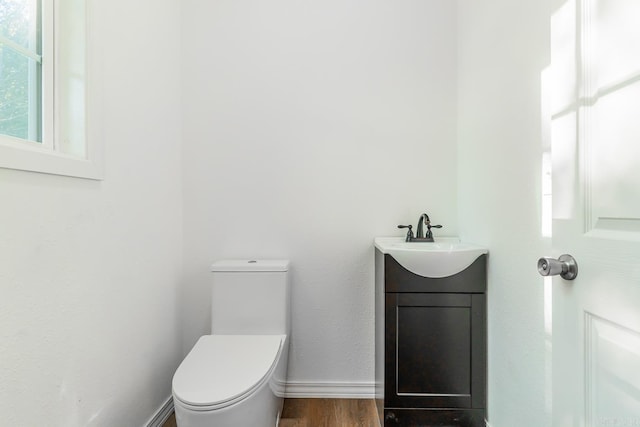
{"left": 172, "top": 334, "right": 284, "bottom": 411}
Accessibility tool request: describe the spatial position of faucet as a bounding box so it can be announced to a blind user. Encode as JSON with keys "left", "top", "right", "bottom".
{"left": 397, "top": 213, "right": 443, "bottom": 242}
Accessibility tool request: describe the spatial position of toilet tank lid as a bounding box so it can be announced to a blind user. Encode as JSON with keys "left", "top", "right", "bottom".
{"left": 211, "top": 259, "right": 290, "bottom": 272}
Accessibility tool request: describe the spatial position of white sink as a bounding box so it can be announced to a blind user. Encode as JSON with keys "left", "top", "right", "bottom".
{"left": 374, "top": 237, "right": 488, "bottom": 278}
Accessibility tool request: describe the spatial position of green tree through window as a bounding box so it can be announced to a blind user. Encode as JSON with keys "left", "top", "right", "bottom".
{"left": 0, "top": 0, "right": 41, "bottom": 141}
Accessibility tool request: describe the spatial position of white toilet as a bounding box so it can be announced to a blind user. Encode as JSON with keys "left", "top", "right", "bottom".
{"left": 172, "top": 260, "right": 291, "bottom": 427}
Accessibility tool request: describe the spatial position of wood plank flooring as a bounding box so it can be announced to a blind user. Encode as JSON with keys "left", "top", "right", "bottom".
{"left": 163, "top": 398, "right": 379, "bottom": 427}
{"left": 162, "top": 414, "right": 177, "bottom": 427}
{"left": 280, "top": 399, "right": 379, "bottom": 427}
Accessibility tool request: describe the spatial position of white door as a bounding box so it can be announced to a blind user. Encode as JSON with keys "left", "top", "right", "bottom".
{"left": 549, "top": 0, "right": 640, "bottom": 426}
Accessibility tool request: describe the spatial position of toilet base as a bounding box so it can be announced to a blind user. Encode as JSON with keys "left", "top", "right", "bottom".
{"left": 174, "top": 378, "right": 284, "bottom": 427}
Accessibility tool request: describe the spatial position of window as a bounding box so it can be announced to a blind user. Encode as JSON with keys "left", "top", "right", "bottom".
{"left": 0, "top": 0, "right": 102, "bottom": 179}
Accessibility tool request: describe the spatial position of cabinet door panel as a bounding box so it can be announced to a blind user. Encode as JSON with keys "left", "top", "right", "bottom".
{"left": 385, "top": 293, "right": 484, "bottom": 409}
{"left": 397, "top": 305, "right": 471, "bottom": 396}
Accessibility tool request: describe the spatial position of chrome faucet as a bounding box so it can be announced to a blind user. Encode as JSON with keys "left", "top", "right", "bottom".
{"left": 398, "top": 213, "right": 443, "bottom": 242}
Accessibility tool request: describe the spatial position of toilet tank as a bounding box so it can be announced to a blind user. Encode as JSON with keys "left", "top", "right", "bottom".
{"left": 210, "top": 260, "right": 290, "bottom": 335}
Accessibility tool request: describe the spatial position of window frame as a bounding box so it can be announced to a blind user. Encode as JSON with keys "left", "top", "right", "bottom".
{"left": 0, "top": 0, "right": 103, "bottom": 180}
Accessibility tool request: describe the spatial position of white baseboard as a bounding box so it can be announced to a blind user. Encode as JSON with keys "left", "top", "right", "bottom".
{"left": 144, "top": 382, "right": 374, "bottom": 425}
{"left": 284, "top": 381, "right": 375, "bottom": 399}
{"left": 145, "top": 396, "right": 174, "bottom": 427}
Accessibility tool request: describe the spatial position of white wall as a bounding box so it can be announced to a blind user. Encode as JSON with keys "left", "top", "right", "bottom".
{"left": 457, "top": 0, "right": 552, "bottom": 426}
{"left": 0, "top": 0, "right": 183, "bottom": 425}
{"left": 181, "top": 0, "right": 458, "bottom": 391}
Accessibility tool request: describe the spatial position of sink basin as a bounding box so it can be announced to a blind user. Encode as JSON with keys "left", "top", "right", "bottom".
{"left": 374, "top": 237, "right": 488, "bottom": 278}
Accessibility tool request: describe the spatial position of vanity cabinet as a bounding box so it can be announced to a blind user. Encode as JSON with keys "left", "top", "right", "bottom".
{"left": 375, "top": 249, "right": 487, "bottom": 427}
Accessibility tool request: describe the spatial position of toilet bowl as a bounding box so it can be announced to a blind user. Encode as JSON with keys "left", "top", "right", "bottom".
{"left": 172, "top": 335, "right": 288, "bottom": 427}
{"left": 172, "top": 260, "right": 291, "bottom": 427}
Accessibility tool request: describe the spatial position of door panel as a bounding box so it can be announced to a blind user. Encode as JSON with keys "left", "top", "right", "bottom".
{"left": 592, "top": 0, "right": 640, "bottom": 90}
{"left": 589, "top": 83, "right": 640, "bottom": 234}
{"left": 585, "top": 313, "right": 640, "bottom": 426}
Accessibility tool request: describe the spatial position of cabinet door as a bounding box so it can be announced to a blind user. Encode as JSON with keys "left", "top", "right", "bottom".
{"left": 385, "top": 293, "right": 486, "bottom": 409}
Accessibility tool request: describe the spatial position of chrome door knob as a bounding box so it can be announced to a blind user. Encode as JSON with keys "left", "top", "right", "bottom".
{"left": 537, "top": 254, "right": 578, "bottom": 280}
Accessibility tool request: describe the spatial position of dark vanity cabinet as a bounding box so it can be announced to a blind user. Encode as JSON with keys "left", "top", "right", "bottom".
{"left": 375, "top": 250, "right": 487, "bottom": 427}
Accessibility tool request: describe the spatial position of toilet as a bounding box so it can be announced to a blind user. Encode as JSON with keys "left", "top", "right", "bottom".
{"left": 172, "top": 260, "right": 291, "bottom": 427}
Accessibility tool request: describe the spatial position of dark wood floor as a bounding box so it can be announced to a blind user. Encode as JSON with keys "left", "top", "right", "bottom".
{"left": 163, "top": 398, "right": 379, "bottom": 427}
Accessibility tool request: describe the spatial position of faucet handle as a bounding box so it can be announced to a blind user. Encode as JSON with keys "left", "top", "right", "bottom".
{"left": 397, "top": 224, "right": 414, "bottom": 242}
{"left": 426, "top": 224, "right": 443, "bottom": 236}
{"left": 424, "top": 223, "right": 443, "bottom": 241}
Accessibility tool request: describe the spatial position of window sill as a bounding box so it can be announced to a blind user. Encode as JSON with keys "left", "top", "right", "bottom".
{"left": 0, "top": 137, "right": 103, "bottom": 180}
